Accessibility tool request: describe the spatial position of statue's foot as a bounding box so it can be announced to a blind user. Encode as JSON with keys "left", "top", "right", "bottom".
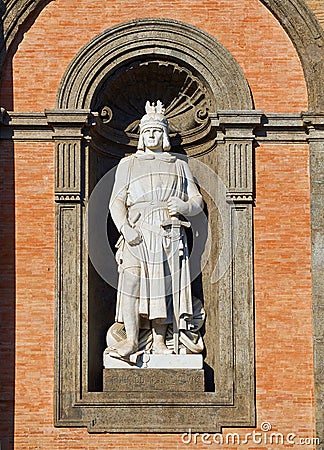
{"left": 152, "top": 342, "right": 173, "bottom": 355}
{"left": 114, "top": 339, "right": 138, "bottom": 357}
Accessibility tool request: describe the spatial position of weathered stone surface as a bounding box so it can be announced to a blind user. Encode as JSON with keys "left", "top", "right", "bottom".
{"left": 302, "top": 113, "right": 324, "bottom": 449}
{"left": 103, "top": 368, "right": 205, "bottom": 392}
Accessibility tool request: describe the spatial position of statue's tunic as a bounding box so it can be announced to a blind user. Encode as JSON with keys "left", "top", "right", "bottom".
{"left": 110, "top": 150, "right": 202, "bottom": 328}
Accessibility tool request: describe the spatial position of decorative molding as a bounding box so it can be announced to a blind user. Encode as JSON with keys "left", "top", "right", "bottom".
{"left": 45, "top": 109, "right": 92, "bottom": 139}
{"left": 0, "top": 111, "right": 52, "bottom": 140}
{"left": 218, "top": 110, "right": 263, "bottom": 203}
{"left": 57, "top": 19, "right": 253, "bottom": 111}
{"left": 0, "top": 110, "right": 312, "bottom": 143}
{"left": 55, "top": 193, "right": 81, "bottom": 203}
{"left": 54, "top": 141, "right": 81, "bottom": 203}
{"left": 255, "top": 113, "right": 307, "bottom": 142}
{"left": 44, "top": 109, "right": 91, "bottom": 203}
{"left": 90, "top": 59, "right": 216, "bottom": 157}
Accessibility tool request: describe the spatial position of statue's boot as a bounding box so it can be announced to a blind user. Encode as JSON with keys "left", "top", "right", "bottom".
{"left": 115, "top": 290, "right": 140, "bottom": 357}
{"left": 152, "top": 322, "right": 173, "bottom": 354}
{"left": 114, "top": 339, "right": 138, "bottom": 357}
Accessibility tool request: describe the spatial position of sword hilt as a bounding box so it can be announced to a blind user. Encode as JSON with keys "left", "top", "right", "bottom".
{"left": 161, "top": 216, "right": 191, "bottom": 228}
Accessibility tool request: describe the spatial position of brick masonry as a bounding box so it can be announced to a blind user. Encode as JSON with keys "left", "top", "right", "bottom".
{"left": 306, "top": 0, "right": 324, "bottom": 25}
{"left": 0, "top": 0, "right": 307, "bottom": 112}
{"left": 0, "top": 0, "right": 317, "bottom": 448}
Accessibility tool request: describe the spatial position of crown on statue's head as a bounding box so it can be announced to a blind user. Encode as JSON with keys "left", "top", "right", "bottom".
{"left": 139, "top": 100, "right": 168, "bottom": 131}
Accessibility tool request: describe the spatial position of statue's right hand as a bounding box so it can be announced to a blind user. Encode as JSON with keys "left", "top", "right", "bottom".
{"left": 121, "top": 223, "right": 142, "bottom": 246}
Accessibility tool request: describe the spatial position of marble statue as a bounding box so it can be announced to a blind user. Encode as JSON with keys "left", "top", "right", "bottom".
{"left": 107, "top": 101, "right": 205, "bottom": 359}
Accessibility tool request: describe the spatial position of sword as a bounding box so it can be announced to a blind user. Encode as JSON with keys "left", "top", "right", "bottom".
{"left": 161, "top": 216, "right": 190, "bottom": 354}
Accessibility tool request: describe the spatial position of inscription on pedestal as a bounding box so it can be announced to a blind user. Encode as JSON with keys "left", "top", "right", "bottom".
{"left": 103, "top": 369, "right": 205, "bottom": 392}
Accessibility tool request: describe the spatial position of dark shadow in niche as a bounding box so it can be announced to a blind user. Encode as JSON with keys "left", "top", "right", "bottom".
{"left": 88, "top": 259, "right": 117, "bottom": 392}
{"left": 87, "top": 150, "right": 120, "bottom": 392}
{"left": 203, "top": 363, "right": 215, "bottom": 392}
{"left": 88, "top": 212, "right": 121, "bottom": 392}
{"left": 0, "top": 130, "right": 15, "bottom": 450}
{"left": 191, "top": 202, "right": 216, "bottom": 392}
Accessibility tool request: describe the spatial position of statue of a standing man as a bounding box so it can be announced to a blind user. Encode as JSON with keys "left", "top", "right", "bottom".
{"left": 109, "top": 101, "right": 203, "bottom": 357}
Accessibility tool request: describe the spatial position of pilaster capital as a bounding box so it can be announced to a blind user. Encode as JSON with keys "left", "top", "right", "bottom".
{"left": 215, "top": 110, "right": 264, "bottom": 139}
{"left": 45, "top": 109, "right": 92, "bottom": 139}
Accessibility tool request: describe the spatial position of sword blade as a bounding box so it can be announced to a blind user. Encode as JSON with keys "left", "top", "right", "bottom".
{"left": 170, "top": 222, "right": 181, "bottom": 354}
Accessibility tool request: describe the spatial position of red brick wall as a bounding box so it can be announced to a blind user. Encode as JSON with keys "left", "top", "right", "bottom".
{"left": 0, "top": 0, "right": 307, "bottom": 112}
{"left": 253, "top": 143, "right": 314, "bottom": 444}
{"left": 4, "top": 141, "right": 314, "bottom": 449}
{"left": 0, "top": 0, "right": 315, "bottom": 448}
{"left": 306, "top": 0, "right": 324, "bottom": 25}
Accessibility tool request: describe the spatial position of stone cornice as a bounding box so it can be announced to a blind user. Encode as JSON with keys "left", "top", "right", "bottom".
{"left": 256, "top": 113, "right": 307, "bottom": 142}
{"left": 0, "top": 111, "right": 51, "bottom": 140}
{"left": 0, "top": 110, "right": 319, "bottom": 143}
{"left": 0, "top": 109, "right": 92, "bottom": 140}
{"left": 302, "top": 112, "right": 324, "bottom": 142}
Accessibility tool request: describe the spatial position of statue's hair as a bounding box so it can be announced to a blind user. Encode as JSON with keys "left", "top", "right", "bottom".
{"left": 137, "top": 132, "right": 145, "bottom": 151}
{"left": 162, "top": 129, "right": 171, "bottom": 151}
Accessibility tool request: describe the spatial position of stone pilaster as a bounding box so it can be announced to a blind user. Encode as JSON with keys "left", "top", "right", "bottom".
{"left": 302, "top": 112, "right": 324, "bottom": 450}
{"left": 45, "top": 109, "right": 91, "bottom": 423}
{"left": 217, "top": 110, "right": 263, "bottom": 425}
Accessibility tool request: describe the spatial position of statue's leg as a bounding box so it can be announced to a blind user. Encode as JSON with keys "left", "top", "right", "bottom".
{"left": 152, "top": 320, "right": 173, "bottom": 354}
{"left": 115, "top": 265, "right": 140, "bottom": 357}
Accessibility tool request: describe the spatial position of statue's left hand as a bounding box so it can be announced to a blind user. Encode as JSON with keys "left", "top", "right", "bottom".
{"left": 167, "top": 197, "right": 190, "bottom": 216}
{"left": 121, "top": 223, "right": 142, "bottom": 246}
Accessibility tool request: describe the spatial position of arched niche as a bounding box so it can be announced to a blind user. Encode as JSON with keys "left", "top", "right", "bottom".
{"left": 57, "top": 18, "right": 253, "bottom": 111}
{"left": 51, "top": 18, "right": 261, "bottom": 432}
{"left": 3, "top": 0, "right": 324, "bottom": 110}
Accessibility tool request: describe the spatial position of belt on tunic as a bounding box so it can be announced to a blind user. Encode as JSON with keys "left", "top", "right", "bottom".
{"left": 128, "top": 200, "right": 169, "bottom": 211}
{"left": 128, "top": 201, "right": 174, "bottom": 238}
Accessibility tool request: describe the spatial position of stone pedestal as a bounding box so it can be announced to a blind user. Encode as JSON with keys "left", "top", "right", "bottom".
{"left": 103, "top": 368, "right": 205, "bottom": 392}
{"left": 103, "top": 352, "right": 205, "bottom": 392}
{"left": 103, "top": 350, "right": 203, "bottom": 369}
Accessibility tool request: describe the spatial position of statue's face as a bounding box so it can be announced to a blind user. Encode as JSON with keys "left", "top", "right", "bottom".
{"left": 142, "top": 126, "right": 164, "bottom": 151}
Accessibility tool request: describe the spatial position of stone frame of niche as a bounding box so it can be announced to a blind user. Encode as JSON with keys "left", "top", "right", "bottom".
{"left": 51, "top": 18, "right": 261, "bottom": 433}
